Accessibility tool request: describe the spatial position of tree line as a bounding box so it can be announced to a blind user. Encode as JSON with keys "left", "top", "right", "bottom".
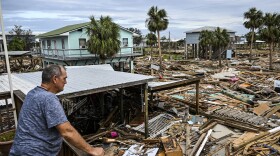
{"left": 243, "top": 7, "right": 280, "bottom": 70}
{"left": 7, "top": 25, "right": 35, "bottom": 51}
{"left": 87, "top": 6, "right": 169, "bottom": 68}
{"left": 199, "top": 7, "right": 280, "bottom": 69}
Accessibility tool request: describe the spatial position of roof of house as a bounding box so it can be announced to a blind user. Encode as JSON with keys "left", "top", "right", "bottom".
{"left": 0, "top": 65, "right": 154, "bottom": 98}
{"left": 36, "top": 22, "right": 134, "bottom": 38}
{"left": 36, "top": 22, "right": 90, "bottom": 38}
{"left": 185, "top": 26, "right": 235, "bottom": 33}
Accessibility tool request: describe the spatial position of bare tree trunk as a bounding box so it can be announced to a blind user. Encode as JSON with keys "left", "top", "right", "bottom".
{"left": 209, "top": 46, "right": 212, "bottom": 60}
{"left": 157, "top": 31, "right": 162, "bottom": 70}
{"left": 150, "top": 45, "right": 153, "bottom": 75}
{"left": 150, "top": 45, "right": 153, "bottom": 62}
{"left": 207, "top": 45, "right": 209, "bottom": 59}
{"left": 276, "top": 43, "right": 280, "bottom": 57}
{"left": 219, "top": 48, "right": 222, "bottom": 67}
{"left": 249, "top": 29, "right": 254, "bottom": 62}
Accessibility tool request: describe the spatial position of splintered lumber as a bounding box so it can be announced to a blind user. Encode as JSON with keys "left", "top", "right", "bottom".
{"left": 263, "top": 104, "right": 280, "bottom": 118}
{"left": 243, "top": 132, "right": 280, "bottom": 155}
{"left": 253, "top": 103, "right": 271, "bottom": 116}
{"left": 85, "top": 130, "right": 110, "bottom": 144}
{"left": 213, "top": 119, "right": 261, "bottom": 132}
{"left": 206, "top": 141, "right": 231, "bottom": 156}
{"left": 195, "top": 129, "right": 213, "bottom": 156}
{"left": 189, "top": 133, "right": 207, "bottom": 156}
{"left": 185, "top": 123, "right": 190, "bottom": 156}
{"left": 165, "top": 87, "right": 193, "bottom": 95}
{"left": 142, "top": 139, "right": 160, "bottom": 143}
{"left": 237, "top": 86, "right": 264, "bottom": 99}
{"left": 198, "top": 121, "right": 217, "bottom": 134}
{"left": 199, "top": 119, "right": 214, "bottom": 130}
{"left": 160, "top": 136, "right": 183, "bottom": 156}
{"left": 113, "top": 127, "right": 144, "bottom": 139}
{"left": 233, "top": 126, "right": 280, "bottom": 150}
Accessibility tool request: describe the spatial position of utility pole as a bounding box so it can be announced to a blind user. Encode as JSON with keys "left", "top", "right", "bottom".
{"left": 0, "top": 0, "right": 18, "bottom": 127}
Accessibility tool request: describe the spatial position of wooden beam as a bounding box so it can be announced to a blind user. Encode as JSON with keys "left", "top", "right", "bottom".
{"left": 148, "top": 77, "right": 202, "bottom": 92}
{"left": 120, "top": 88, "right": 124, "bottom": 123}
{"left": 58, "top": 79, "right": 153, "bottom": 99}
{"left": 196, "top": 81, "right": 199, "bottom": 114}
{"left": 144, "top": 83, "right": 149, "bottom": 138}
{"left": 0, "top": 91, "right": 11, "bottom": 100}
{"left": 14, "top": 90, "right": 26, "bottom": 119}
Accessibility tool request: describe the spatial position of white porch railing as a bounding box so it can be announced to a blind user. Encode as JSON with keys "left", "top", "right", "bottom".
{"left": 41, "top": 47, "right": 143, "bottom": 60}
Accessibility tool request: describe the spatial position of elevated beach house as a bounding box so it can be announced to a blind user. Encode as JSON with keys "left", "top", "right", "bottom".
{"left": 185, "top": 26, "right": 236, "bottom": 59}
{"left": 36, "top": 22, "right": 142, "bottom": 71}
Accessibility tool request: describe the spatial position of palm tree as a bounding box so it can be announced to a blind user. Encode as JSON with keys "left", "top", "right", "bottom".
{"left": 214, "top": 27, "right": 230, "bottom": 67}
{"left": 146, "top": 32, "right": 157, "bottom": 62}
{"left": 146, "top": 6, "right": 169, "bottom": 70}
{"left": 245, "top": 32, "right": 257, "bottom": 47}
{"left": 199, "top": 30, "right": 214, "bottom": 59}
{"left": 146, "top": 32, "right": 157, "bottom": 75}
{"left": 86, "top": 16, "right": 120, "bottom": 64}
{"left": 243, "top": 7, "right": 263, "bottom": 62}
{"left": 259, "top": 13, "right": 279, "bottom": 70}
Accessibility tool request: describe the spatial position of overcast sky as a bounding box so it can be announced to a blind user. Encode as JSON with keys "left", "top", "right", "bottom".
{"left": 2, "top": 0, "right": 280, "bottom": 39}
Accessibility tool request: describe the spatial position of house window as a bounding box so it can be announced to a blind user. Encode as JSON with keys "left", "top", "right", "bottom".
{"left": 79, "top": 38, "right": 86, "bottom": 49}
{"left": 122, "top": 38, "right": 128, "bottom": 47}
{"left": 47, "top": 40, "right": 51, "bottom": 49}
{"left": 62, "top": 39, "right": 65, "bottom": 49}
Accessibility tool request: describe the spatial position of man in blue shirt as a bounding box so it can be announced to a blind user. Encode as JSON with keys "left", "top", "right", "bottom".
{"left": 10, "top": 65, "right": 104, "bottom": 156}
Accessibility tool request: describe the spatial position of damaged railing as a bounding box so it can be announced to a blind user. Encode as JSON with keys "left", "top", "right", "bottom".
{"left": 0, "top": 90, "right": 25, "bottom": 133}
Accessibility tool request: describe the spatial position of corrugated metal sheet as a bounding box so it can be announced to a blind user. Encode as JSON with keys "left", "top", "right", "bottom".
{"left": 0, "top": 51, "right": 30, "bottom": 56}
{"left": 0, "top": 74, "right": 35, "bottom": 95}
{"left": 0, "top": 65, "right": 154, "bottom": 98}
{"left": 66, "top": 64, "right": 114, "bottom": 71}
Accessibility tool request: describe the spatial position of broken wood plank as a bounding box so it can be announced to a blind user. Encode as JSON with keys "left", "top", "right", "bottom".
{"left": 189, "top": 133, "right": 206, "bottom": 156}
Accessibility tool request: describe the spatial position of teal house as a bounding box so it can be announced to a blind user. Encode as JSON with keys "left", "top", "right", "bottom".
{"left": 36, "top": 22, "right": 142, "bottom": 71}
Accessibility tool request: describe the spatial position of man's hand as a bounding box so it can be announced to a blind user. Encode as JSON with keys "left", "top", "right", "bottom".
{"left": 56, "top": 122, "right": 105, "bottom": 156}
{"left": 88, "top": 147, "right": 105, "bottom": 156}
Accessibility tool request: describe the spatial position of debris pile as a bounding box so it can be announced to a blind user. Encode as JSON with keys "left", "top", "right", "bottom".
{"left": 82, "top": 56, "right": 280, "bottom": 156}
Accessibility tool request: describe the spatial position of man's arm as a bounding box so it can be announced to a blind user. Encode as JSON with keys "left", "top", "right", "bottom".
{"left": 56, "top": 121, "right": 104, "bottom": 156}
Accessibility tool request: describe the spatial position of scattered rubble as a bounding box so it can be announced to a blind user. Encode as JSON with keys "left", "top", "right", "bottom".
{"left": 92, "top": 56, "right": 280, "bottom": 156}
{"left": 2, "top": 53, "right": 280, "bottom": 155}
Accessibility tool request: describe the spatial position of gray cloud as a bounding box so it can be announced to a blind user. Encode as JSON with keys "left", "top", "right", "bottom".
{"left": 3, "top": 0, "right": 280, "bottom": 39}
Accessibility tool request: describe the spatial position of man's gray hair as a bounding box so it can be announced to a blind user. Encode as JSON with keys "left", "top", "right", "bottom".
{"left": 42, "top": 65, "right": 66, "bottom": 83}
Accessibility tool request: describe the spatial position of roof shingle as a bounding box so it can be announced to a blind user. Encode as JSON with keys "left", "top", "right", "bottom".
{"left": 36, "top": 22, "right": 90, "bottom": 38}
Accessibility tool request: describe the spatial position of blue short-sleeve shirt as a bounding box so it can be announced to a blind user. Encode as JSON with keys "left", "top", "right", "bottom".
{"left": 10, "top": 86, "right": 68, "bottom": 156}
